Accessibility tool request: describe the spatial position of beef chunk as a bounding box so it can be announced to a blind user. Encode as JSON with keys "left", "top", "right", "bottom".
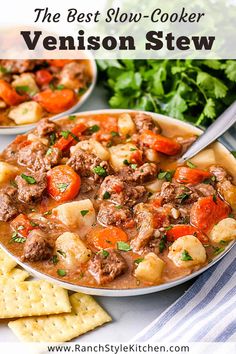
{"left": 88, "top": 249, "right": 128, "bottom": 284}
{"left": 193, "top": 183, "right": 215, "bottom": 197}
{"left": 36, "top": 118, "right": 58, "bottom": 137}
{"left": 0, "top": 187, "right": 18, "bottom": 221}
{"left": 97, "top": 202, "right": 133, "bottom": 228}
{"left": 44, "top": 147, "right": 61, "bottom": 167}
{"left": 17, "top": 141, "right": 49, "bottom": 172}
{"left": 15, "top": 172, "right": 47, "bottom": 203}
{"left": 131, "top": 203, "right": 154, "bottom": 251}
{"left": 97, "top": 175, "right": 147, "bottom": 207}
{"left": 209, "top": 165, "right": 232, "bottom": 182}
{"left": 23, "top": 229, "right": 53, "bottom": 262}
{"left": 67, "top": 149, "right": 111, "bottom": 182}
{"left": 119, "top": 163, "right": 158, "bottom": 184}
{"left": 133, "top": 113, "right": 160, "bottom": 134}
{"left": 160, "top": 182, "right": 199, "bottom": 205}
{"left": 176, "top": 136, "right": 197, "bottom": 154}
{"left": 59, "top": 62, "right": 87, "bottom": 89}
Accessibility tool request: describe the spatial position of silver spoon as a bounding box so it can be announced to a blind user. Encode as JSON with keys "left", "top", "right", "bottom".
{"left": 178, "top": 101, "right": 236, "bottom": 163}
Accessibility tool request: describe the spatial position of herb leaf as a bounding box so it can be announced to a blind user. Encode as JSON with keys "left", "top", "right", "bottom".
{"left": 80, "top": 210, "right": 89, "bottom": 217}
{"left": 103, "top": 191, "right": 111, "bottom": 200}
{"left": 117, "top": 241, "right": 132, "bottom": 252}
{"left": 93, "top": 166, "right": 107, "bottom": 177}
{"left": 21, "top": 174, "right": 36, "bottom": 185}
{"left": 181, "top": 250, "right": 193, "bottom": 261}
{"left": 57, "top": 183, "right": 69, "bottom": 193}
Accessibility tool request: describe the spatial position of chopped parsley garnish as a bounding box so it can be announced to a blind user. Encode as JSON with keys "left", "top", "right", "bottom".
{"left": 57, "top": 269, "right": 67, "bottom": 277}
{"left": 213, "top": 246, "right": 225, "bottom": 255}
{"left": 130, "top": 148, "right": 137, "bottom": 151}
{"left": 115, "top": 205, "right": 123, "bottom": 209}
{"left": 131, "top": 164, "right": 137, "bottom": 170}
{"left": 57, "top": 183, "right": 69, "bottom": 193}
{"left": 103, "top": 191, "right": 111, "bottom": 200}
{"left": 21, "top": 174, "right": 36, "bottom": 185}
{"left": 56, "top": 84, "right": 65, "bottom": 90}
{"left": 52, "top": 255, "right": 59, "bottom": 265}
{"left": 220, "top": 240, "right": 228, "bottom": 245}
{"left": 203, "top": 175, "right": 216, "bottom": 185}
{"left": 46, "top": 148, "right": 53, "bottom": 156}
{"left": 117, "top": 241, "right": 132, "bottom": 252}
{"left": 61, "top": 130, "right": 70, "bottom": 139}
{"left": 123, "top": 159, "right": 130, "bottom": 166}
{"left": 80, "top": 210, "right": 89, "bottom": 217}
{"left": 57, "top": 250, "right": 66, "bottom": 258}
{"left": 100, "top": 249, "right": 109, "bottom": 258}
{"left": 176, "top": 193, "right": 190, "bottom": 203}
{"left": 159, "top": 235, "right": 167, "bottom": 253}
{"left": 10, "top": 180, "right": 17, "bottom": 188}
{"left": 15, "top": 85, "right": 30, "bottom": 93}
{"left": 0, "top": 65, "right": 8, "bottom": 74}
{"left": 78, "top": 87, "right": 87, "bottom": 95}
{"left": 87, "top": 124, "right": 100, "bottom": 134}
{"left": 93, "top": 166, "right": 107, "bottom": 177}
{"left": 186, "top": 161, "right": 197, "bottom": 168}
{"left": 44, "top": 210, "right": 52, "bottom": 216}
{"left": 68, "top": 115, "right": 77, "bottom": 121}
{"left": 165, "top": 225, "right": 173, "bottom": 231}
{"left": 158, "top": 170, "right": 174, "bottom": 182}
{"left": 181, "top": 250, "right": 193, "bottom": 261}
{"left": 49, "top": 133, "right": 56, "bottom": 145}
{"left": 134, "top": 258, "right": 144, "bottom": 264}
{"left": 11, "top": 231, "right": 26, "bottom": 243}
{"left": 213, "top": 194, "right": 217, "bottom": 203}
{"left": 70, "top": 132, "right": 80, "bottom": 142}
{"left": 111, "top": 131, "right": 119, "bottom": 137}
{"left": 29, "top": 221, "right": 38, "bottom": 227}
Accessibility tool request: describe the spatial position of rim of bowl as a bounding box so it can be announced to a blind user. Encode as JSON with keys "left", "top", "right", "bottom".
{"left": 0, "top": 56, "right": 97, "bottom": 135}
{"left": 0, "top": 108, "right": 235, "bottom": 297}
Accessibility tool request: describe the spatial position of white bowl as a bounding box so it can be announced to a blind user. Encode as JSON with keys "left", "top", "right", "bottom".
{"left": 0, "top": 109, "right": 235, "bottom": 296}
{"left": 0, "top": 56, "right": 97, "bottom": 135}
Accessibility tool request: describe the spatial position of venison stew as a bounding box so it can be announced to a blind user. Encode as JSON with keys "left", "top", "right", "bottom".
{"left": 0, "top": 111, "right": 235, "bottom": 290}
{"left": 0, "top": 59, "right": 93, "bottom": 127}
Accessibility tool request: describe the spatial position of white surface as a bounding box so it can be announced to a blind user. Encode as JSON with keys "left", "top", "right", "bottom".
{"left": 0, "top": 85, "right": 192, "bottom": 342}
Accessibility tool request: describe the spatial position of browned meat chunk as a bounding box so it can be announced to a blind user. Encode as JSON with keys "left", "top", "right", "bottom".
{"left": 0, "top": 187, "right": 18, "bottom": 221}
{"left": 67, "top": 149, "right": 111, "bottom": 181}
{"left": 176, "top": 136, "right": 197, "bottom": 154}
{"left": 97, "top": 175, "right": 147, "bottom": 207}
{"left": 193, "top": 183, "right": 215, "bottom": 197}
{"left": 44, "top": 147, "right": 61, "bottom": 167}
{"left": 0, "top": 60, "right": 43, "bottom": 74}
{"left": 97, "top": 202, "right": 133, "bottom": 227}
{"left": 17, "top": 141, "right": 49, "bottom": 172}
{"left": 88, "top": 249, "right": 128, "bottom": 284}
{"left": 160, "top": 182, "right": 199, "bottom": 205}
{"left": 133, "top": 113, "right": 160, "bottom": 134}
{"left": 131, "top": 203, "right": 154, "bottom": 251}
{"left": 15, "top": 172, "right": 47, "bottom": 204}
{"left": 36, "top": 118, "right": 58, "bottom": 137}
{"left": 23, "top": 229, "right": 53, "bottom": 262}
{"left": 209, "top": 165, "right": 232, "bottom": 182}
{"left": 119, "top": 163, "right": 158, "bottom": 184}
{"left": 59, "top": 62, "right": 87, "bottom": 89}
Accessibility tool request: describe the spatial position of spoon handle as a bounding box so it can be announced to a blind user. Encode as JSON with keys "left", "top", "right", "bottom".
{"left": 179, "top": 101, "right": 236, "bottom": 163}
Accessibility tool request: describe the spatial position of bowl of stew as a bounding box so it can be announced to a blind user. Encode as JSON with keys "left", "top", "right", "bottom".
{"left": 0, "top": 58, "right": 97, "bottom": 134}
{"left": 0, "top": 109, "right": 235, "bottom": 296}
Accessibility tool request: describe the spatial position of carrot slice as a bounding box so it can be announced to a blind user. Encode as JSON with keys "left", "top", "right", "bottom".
{"left": 54, "top": 123, "right": 87, "bottom": 151}
{"left": 190, "top": 196, "right": 230, "bottom": 234}
{"left": 0, "top": 79, "right": 27, "bottom": 106}
{"left": 33, "top": 89, "right": 76, "bottom": 114}
{"left": 10, "top": 214, "right": 35, "bottom": 238}
{"left": 140, "top": 130, "right": 181, "bottom": 156}
{"left": 35, "top": 69, "right": 53, "bottom": 86}
{"left": 47, "top": 60, "right": 73, "bottom": 67}
{"left": 47, "top": 165, "right": 81, "bottom": 202}
{"left": 88, "top": 226, "right": 128, "bottom": 250}
{"left": 174, "top": 167, "right": 212, "bottom": 184}
{"left": 166, "top": 224, "right": 208, "bottom": 244}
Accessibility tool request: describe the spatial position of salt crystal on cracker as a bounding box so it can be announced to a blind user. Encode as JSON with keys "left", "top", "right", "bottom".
{"left": 0, "top": 279, "right": 71, "bottom": 318}
{"left": 8, "top": 292, "right": 111, "bottom": 342}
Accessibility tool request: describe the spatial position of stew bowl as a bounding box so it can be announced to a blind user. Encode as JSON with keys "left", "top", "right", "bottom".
{"left": 0, "top": 109, "right": 235, "bottom": 296}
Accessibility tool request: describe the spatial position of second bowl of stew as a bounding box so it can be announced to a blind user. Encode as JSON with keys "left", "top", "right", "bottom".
{"left": 0, "top": 109, "right": 235, "bottom": 296}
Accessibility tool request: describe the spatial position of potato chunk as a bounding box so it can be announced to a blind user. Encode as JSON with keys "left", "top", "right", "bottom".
{"left": 118, "top": 113, "right": 136, "bottom": 136}
{"left": 9, "top": 101, "right": 42, "bottom": 125}
{"left": 55, "top": 232, "right": 91, "bottom": 268}
{"left": 209, "top": 218, "right": 236, "bottom": 243}
{"left": 52, "top": 199, "right": 95, "bottom": 235}
{"left": 109, "top": 143, "right": 140, "bottom": 171}
{"left": 134, "top": 253, "right": 165, "bottom": 283}
{"left": 71, "top": 139, "right": 110, "bottom": 161}
{"left": 190, "top": 149, "right": 216, "bottom": 168}
{"left": 168, "top": 235, "right": 206, "bottom": 268}
{"left": 0, "top": 162, "right": 19, "bottom": 183}
{"left": 12, "top": 73, "right": 39, "bottom": 96}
